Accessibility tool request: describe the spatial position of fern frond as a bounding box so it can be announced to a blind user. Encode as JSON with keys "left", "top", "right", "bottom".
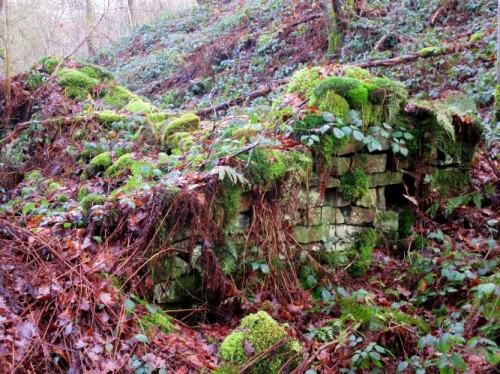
{"left": 210, "top": 165, "right": 249, "bottom": 186}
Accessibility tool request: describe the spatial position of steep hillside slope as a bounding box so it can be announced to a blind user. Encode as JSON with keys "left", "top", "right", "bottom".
{"left": 96, "top": 0, "right": 497, "bottom": 119}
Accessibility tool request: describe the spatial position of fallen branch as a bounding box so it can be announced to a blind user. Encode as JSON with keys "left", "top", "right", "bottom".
{"left": 195, "top": 40, "right": 479, "bottom": 117}
{"left": 357, "top": 40, "right": 479, "bottom": 68}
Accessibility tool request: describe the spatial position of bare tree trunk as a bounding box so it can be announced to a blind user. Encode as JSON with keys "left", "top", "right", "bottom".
{"left": 127, "top": 0, "right": 137, "bottom": 28}
{"left": 319, "top": 0, "right": 344, "bottom": 57}
{"left": 3, "top": 0, "right": 11, "bottom": 128}
{"left": 497, "top": 0, "right": 500, "bottom": 85}
{"left": 86, "top": 0, "right": 96, "bottom": 54}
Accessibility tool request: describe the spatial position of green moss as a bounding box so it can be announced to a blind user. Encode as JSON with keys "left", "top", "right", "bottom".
{"left": 77, "top": 63, "right": 114, "bottom": 81}
{"left": 219, "top": 311, "right": 301, "bottom": 373}
{"left": 97, "top": 110, "right": 126, "bottom": 123}
{"left": 313, "top": 76, "right": 360, "bottom": 98}
{"left": 56, "top": 194, "right": 69, "bottom": 203}
{"left": 287, "top": 67, "right": 322, "bottom": 98}
{"left": 124, "top": 98, "right": 155, "bottom": 114}
{"left": 104, "top": 154, "right": 135, "bottom": 178}
{"left": 238, "top": 148, "right": 288, "bottom": 187}
{"left": 317, "top": 91, "right": 350, "bottom": 121}
{"left": 77, "top": 187, "right": 89, "bottom": 202}
{"left": 340, "top": 170, "right": 369, "bottom": 202}
{"left": 163, "top": 131, "right": 195, "bottom": 150}
{"left": 140, "top": 311, "right": 176, "bottom": 334}
{"left": 25, "top": 170, "right": 42, "bottom": 182}
{"left": 434, "top": 167, "right": 472, "bottom": 197}
{"left": 419, "top": 46, "right": 442, "bottom": 57}
{"left": 470, "top": 32, "right": 484, "bottom": 42}
{"left": 103, "top": 86, "right": 135, "bottom": 108}
{"left": 345, "top": 86, "right": 369, "bottom": 109}
{"left": 360, "top": 102, "right": 384, "bottom": 126}
{"left": 217, "top": 182, "right": 243, "bottom": 230}
{"left": 27, "top": 73, "right": 44, "bottom": 90}
{"left": 80, "top": 193, "right": 107, "bottom": 212}
{"left": 398, "top": 207, "right": 416, "bottom": 239}
{"left": 344, "top": 66, "right": 372, "bottom": 80}
{"left": 347, "top": 228, "right": 378, "bottom": 278}
{"left": 147, "top": 112, "right": 171, "bottom": 123}
{"left": 81, "top": 152, "right": 112, "bottom": 180}
{"left": 371, "top": 77, "right": 408, "bottom": 123}
{"left": 164, "top": 113, "right": 201, "bottom": 135}
{"left": 47, "top": 182, "right": 62, "bottom": 191}
{"left": 39, "top": 56, "right": 60, "bottom": 74}
{"left": 57, "top": 69, "right": 99, "bottom": 100}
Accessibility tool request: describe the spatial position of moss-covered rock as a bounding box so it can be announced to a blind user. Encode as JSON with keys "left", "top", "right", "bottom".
{"left": 77, "top": 63, "right": 114, "bottom": 81}
{"left": 164, "top": 113, "right": 201, "bottom": 134}
{"left": 27, "top": 72, "right": 44, "bottom": 90}
{"left": 80, "top": 193, "right": 107, "bottom": 212}
{"left": 347, "top": 228, "right": 378, "bottom": 278}
{"left": 97, "top": 110, "right": 127, "bottom": 123}
{"left": 58, "top": 69, "right": 99, "bottom": 100}
{"left": 286, "top": 67, "right": 322, "bottom": 98}
{"left": 124, "top": 97, "right": 155, "bottom": 114}
{"left": 81, "top": 152, "right": 112, "bottom": 180}
{"left": 39, "top": 56, "right": 60, "bottom": 74}
{"left": 340, "top": 170, "right": 369, "bottom": 202}
{"left": 419, "top": 46, "right": 442, "bottom": 57}
{"left": 104, "top": 153, "right": 135, "bottom": 178}
{"left": 103, "top": 86, "right": 136, "bottom": 108}
{"left": 218, "top": 311, "right": 301, "bottom": 373}
{"left": 317, "top": 91, "right": 350, "bottom": 121}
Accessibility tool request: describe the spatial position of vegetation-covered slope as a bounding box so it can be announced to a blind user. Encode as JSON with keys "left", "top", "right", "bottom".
{"left": 0, "top": 0, "right": 498, "bottom": 373}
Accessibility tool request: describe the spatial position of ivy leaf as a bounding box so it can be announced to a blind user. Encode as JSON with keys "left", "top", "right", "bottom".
{"left": 397, "top": 361, "right": 409, "bottom": 372}
{"left": 124, "top": 299, "right": 135, "bottom": 314}
{"left": 333, "top": 128, "right": 345, "bottom": 139}
{"left": 260, "top": 264, "right": 270, "bottom": 274}
{"left": 134, "top": 334, "right": 149, "bottom": 344}
{"left": 22, "top": 203, "right": 36, "bottom": 215}
{"left": 450, "top": 354, "right": 467, "bottom": 371}
{"left": 322, "top": 112, "right": 335, "bottom": 122}
{"left": 352, "top": 130, "right": 364, "bottom": 141}
{"left": 319, "top": 124, "right": 331, "bottom": 134}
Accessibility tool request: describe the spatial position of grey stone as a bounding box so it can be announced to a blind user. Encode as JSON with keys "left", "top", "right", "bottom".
{"left": 368, "top": 172, "right": 403, "bottom": 187}
{"left": 338, "top": 141, "right": 363, "bottom": 156}
{"left": 321, "top": 206, "right": 345, "bottom": 224}
{"left": 293, "top": 224, "right": 362, "bottom": 244}
{"left": 376, "top": 187, "right": 386, "bottom": 210}
{"left": 348, "top": 207, "right": 376, "bottom": 225}
{"left": 298, "top": 189, "right": 321, "bottom": 208}
{"left": 327, "top": 177, "right": 340, "bottom": 188}
{"left": 325, "top": 189, "right": 350, "bottom": 207}
{"left": 375, "top": 211, "right": 399, "bottom": 233}
{"left": 355, "top": 189, "right": 377, "bottom": 208}
{"left": 331, "top": 154, "right": 387, "bottom": 176}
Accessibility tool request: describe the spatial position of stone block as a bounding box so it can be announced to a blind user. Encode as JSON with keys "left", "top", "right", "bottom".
{"left": 368, "top": 172, "right": 403, "bottom": 187}
{"left": 321, "top": 206, "right": 345, "bottom": 224}
{"left": 293, "top": 224, "right": 362, "bottom": 244}
{"left": 331, "top": 154, "right": 387, "bottom": 176}
{"left": 325, "top": 189, "right": 350, "bottom": 207}
{"left": 375, "top": 210, "right": 399, "bottom": 234}
{"left": 376, "top": 187, "right": 386, "bottom": 210}
{"left": 298, "top": 189, "right": 321, "bottom": 207}
{"left": 355, "top": 189, "right": 377, "bottom": 208}
{"left": 348, "top": 207, "right": 376, "bottom": 225}
{"left": 338, "top": 141, "right": 363, "bottom": 156}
